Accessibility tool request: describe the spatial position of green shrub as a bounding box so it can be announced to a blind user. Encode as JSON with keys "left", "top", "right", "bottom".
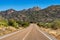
{"left": 53, "top": 19, "right": 60, "bottom": 29}
{"left": 16, "top": 21, "right": 30, "bottom": 27}
{"left": 8, "top": 19, "right": 19, "bottom": 29}
{"left": 44, "top": 23, "right": 53, "bottom": 28}
{"left": 37, "top": 22, "right": 46, "bottom": 27}
{"left": 21, "top": 22, "right": 30, "bottom": 28}
{"left": 37, "top": 21, "right": 60, "bottom": 30}
{"left": 0, "top": 19, "right": 8, "bottom": 27}
{"left": 12, "top": 22, "right": 18, "bottom": 28}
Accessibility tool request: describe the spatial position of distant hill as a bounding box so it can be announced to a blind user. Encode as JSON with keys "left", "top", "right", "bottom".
{"left": 0, "top": 5, "right": 60, "bottom": 23}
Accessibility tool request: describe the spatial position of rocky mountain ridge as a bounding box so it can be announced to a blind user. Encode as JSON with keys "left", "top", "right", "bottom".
{"left": 0, "top": 5, "right": 60, "bottom": 23}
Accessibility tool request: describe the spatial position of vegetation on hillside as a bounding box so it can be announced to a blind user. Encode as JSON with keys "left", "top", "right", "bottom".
{"left": 0, "top": 17, "right": 30, "bottom": 29}
{"left": 0, "top": 5, "right": 60, "bottom": 29}
{"left": 0, "top": 5, "right": 60, "bottom": 23}
{"left": 37, "top": 19, "right": 60, "bottom": 30}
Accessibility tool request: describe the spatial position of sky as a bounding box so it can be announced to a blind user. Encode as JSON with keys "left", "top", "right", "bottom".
{"left": 0, "top": 0, "right": 60, "bottom": 11}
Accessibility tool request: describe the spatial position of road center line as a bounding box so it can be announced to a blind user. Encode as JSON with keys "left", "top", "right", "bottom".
{"left": 22, "top": 27, "right": 32, "bottom": 40}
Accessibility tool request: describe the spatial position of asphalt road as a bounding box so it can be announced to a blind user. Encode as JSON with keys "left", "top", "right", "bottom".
{"left": 0, "top": 24, "right": 57, "bottom": 40}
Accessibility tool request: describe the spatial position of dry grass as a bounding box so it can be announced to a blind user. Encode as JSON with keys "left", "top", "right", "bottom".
{"left": 0, "top": 26, "right": 23, "bottom": 36}
{"left": 40, "top": 27, "right": 60, "bottom": 40}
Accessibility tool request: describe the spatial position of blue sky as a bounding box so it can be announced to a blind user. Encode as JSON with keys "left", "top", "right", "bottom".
{"left": 0, "top": 0, "right": 60, "bottom": 11}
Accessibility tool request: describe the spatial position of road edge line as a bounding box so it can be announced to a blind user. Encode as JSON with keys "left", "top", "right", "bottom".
{"left": 0, "top": 28, "right": 27, "bottom": 39}
{"left": 35, "top": 25, "right": 53, "bottom": 40}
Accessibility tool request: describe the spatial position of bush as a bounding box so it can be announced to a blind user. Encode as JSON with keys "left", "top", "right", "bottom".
{"left": 12, "top": 22, "right": 19, "bottom": 29}
{"left": 53, "top": 19, "right": 60, "bottom": 29}
{"left": 37, "top": 20, "right": 60, "bottom": 30}
{"left": 8, "top": 19, "right": 19, "bottom": 29}
{"left": 0, "top": 19, "right": 8, "bottom": 27}
{"left": 21, "top": 22, "right": 30, "bottom": 28}
{"left": 15, "top": 21, "right": 30, "bottom": 28}
{"left": 37, "top": 22, "right": 46, "bottom": 28}
{"left": 0, "top": 18, "right": 30, "bottom": 28}
{"left": 44, "top": 23, "right": 53, "bottom": 28}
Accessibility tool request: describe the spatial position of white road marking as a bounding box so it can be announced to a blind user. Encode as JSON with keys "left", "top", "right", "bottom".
{"left": 22, "top": 27, "right": 32, "bottom": 40}
{"left": 0, "top": 24, "right": 57, "bottom": 40}
{"left": 0, "top": 28, "right": 27, "bottom": 39}
{"left": 0, "top": 25, "right": 31, "bottom": 40}
{"left": 0, "top": 31, "right": 19, "bottom": 39}
{"left": 35, "top": 25, "right": 56, "bottom": 40}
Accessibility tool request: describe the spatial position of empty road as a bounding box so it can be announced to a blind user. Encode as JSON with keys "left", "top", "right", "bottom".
{"left": 0, "top": 24, "right": 57, "bottom": 40}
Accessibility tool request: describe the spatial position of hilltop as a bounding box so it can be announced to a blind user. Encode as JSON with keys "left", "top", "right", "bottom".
{"left": 0, "top": 5, "right": 60, "bottom": 23}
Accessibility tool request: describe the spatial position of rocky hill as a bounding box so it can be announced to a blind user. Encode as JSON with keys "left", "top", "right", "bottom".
{"left": 0, "top": 5, "right": 60, "bottom": 23}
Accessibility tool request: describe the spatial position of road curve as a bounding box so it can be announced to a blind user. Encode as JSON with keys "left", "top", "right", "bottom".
{"left": 0, "top": 24, "right": 57, "bottom": 40}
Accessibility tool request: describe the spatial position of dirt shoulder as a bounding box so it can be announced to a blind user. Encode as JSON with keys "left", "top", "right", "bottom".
{"left": 40, "top": 27, "right": 60, "bottom": 40}
{"left": 0, "top": 26, "right": 24, "bottom": 36}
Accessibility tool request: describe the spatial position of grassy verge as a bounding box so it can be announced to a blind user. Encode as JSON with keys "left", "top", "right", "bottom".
{"left": 37, "top": 19, "right": 60, "bottom": 40}
{"left": 0, "top": 18, "right": 30, "bottom": 36}
{"left": 39, "top": 27, "right": 60, "bottom": 40}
